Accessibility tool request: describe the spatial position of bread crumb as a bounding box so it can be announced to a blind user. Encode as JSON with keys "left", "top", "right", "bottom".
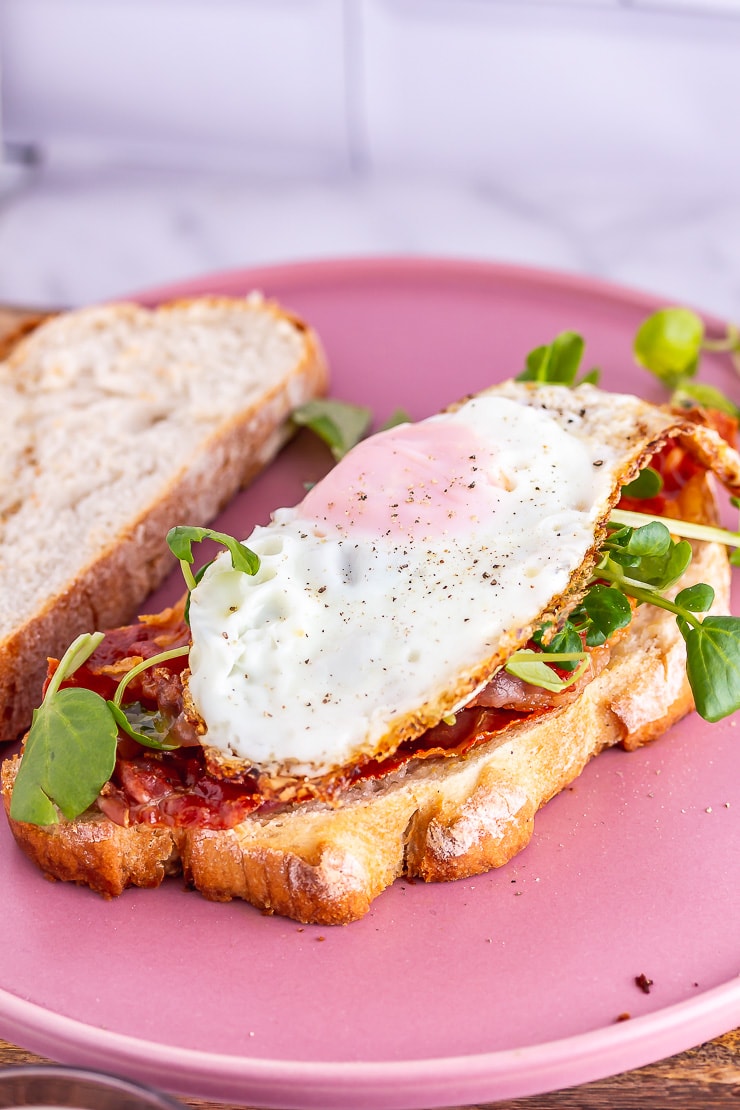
{"left": 635, "top": 973, "right": 653, "bottom": 994}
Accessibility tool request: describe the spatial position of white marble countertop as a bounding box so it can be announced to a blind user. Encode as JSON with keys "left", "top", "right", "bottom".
{"left": 1, "top": 162, "right": 740, "bottom": 327}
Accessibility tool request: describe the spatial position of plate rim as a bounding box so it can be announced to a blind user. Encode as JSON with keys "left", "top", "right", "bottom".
{"left": 2, "top": 255, "right": 738, "bottom": 1108}
{"left": 128, "top": 253, "right": 725, "bottom": 330}
{"left": 2, "top": 977, "right": 739, "bottom": 1109}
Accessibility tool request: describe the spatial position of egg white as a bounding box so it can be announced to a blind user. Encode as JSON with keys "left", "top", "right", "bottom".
{"left": 187, "top": 383, "right": 666, "bottom": 776}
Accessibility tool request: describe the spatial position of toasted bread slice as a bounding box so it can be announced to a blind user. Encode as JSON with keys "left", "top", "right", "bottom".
{"left": 0, "top": 295, "right": 328, "bottom": 740}
{"left": 1, "top": 514, "right": 729, "bottom": 925}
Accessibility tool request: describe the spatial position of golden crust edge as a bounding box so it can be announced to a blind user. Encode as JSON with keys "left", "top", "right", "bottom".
{"left": 1, "top": 529, "right": 729, "bottom": 926}
{"left": 200, "top": 389, "right": 740, "bottom": 780}
{"left": 0, "top": 297, "right": 329, "bottom": 741}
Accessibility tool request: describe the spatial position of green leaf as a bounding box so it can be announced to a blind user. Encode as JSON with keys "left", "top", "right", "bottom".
{"left": 292, "top": 398, "right": 372, "bottom": 461}
{"left": 107, "top": 701, "right": 180, "bottom": 751}
{"left": 621, "top": 467, "right": 664, "bottom": 500}
{"left": 166, "top": 526, "right": 259, "bottom": 575}
{"left": 683, "top": 616, "right": 740, "bottom": 722}
{"left": 184, "top": 561, "right": 212, "bottom": 626}
{"left": 607, "top": 549, "right": 642, "bottom": 569}
{"left": 731, "top": 549, "right": 740, "bottom": 568}
{"left": 611, "top": 507, "right": 740, "bottom": 555}
{"left": 517, "top": 344, "right": 548, "bottom": 382}
{"left": 634, "top": 307, "right": 704, "bottom": 387}
{"left": 578, "top": 368, "right": 601, "bottom": 386}
{"left": 545, "top": 624, "right": 585, "bottom": 672}
{"left": 111, "top": 645, "right": 190, "bottom": 711}
{"left": 581, "top": 584, "right": 633, "bottom": 643}
{"left": 378, "top": 408, "right": 412, "bottom": 432}
{"left": 607, "top": 521, "right": 693, "bottom": 588}
{"left": 516, "top": 331, "right": 599, "bottom": 387}
{"left": 675, "top": 582, "right": 715, "bottom": 613}
{"left": 504, "top": 658, "right": 572, "bottom": 693}
{"left": 634, "top": 539, "right": 693, "bottom": 591}
{"left": 624, "top": 521, "right": 672, "bottom": 558}
{"left": 10, "top": 688, "right": 118, "bottom": 824}
{"left": 671, "top": 381, "right": 740, "bottom": 418}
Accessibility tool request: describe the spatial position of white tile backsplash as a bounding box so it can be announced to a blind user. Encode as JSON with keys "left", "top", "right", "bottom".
{"left": 0, "top": 0, "right": 350, "bottom": 175}
{"left": 359, "top": 1, "right": 740, "bottom": 187}
{"left": 0, "top": 2, "right": 739, "bottom": 322}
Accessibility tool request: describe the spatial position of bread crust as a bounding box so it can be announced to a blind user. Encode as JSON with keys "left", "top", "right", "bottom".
{"left": 0, "top": 297, "right": 328, "bottom": 740}
{"left": 2, "top": 523, "right": 730, "bottom": 925}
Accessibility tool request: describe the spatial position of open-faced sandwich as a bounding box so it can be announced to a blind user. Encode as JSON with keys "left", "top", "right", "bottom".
{"left": 3, "top": 333, "right": 740, "bottom": 925}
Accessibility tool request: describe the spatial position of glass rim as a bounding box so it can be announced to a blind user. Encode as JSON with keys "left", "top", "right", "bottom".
{"left": 0, "top": 1064, "right": 182, "bottom": 1109}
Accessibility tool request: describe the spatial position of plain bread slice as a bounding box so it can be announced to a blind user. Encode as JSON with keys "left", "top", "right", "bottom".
{"left": 0, "top": 294, "right": 328, "bottom": 738}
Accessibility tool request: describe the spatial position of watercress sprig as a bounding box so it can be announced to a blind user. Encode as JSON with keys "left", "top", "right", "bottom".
{"left": 509, "top": 507, "right": 740, "bottom": 722}
{"left": 505, "top": 650, "right": 589, "bottom": 693}
{"left": 634, "top": 307, "right": 740, "bottom": 417}
{"left": 516, "top": 331, "right": 600, "bottom": 386}
{"left": 291, "top": 398, "right": 373, "bottom": 461}
{"left": 291, "top": 398, "right": 412, "bottom": 461}
{"left": 10, "top": 633, "right": 118, "bottom": 825}
{"left": 12, "top": 527, "right": 258, "bottom": 826}
{"left": 620, "top": 466, "right": 663, "bottom": 500}
{"left": 166, "top": 525, "right": 260, "bottom": 590}
{"left": 503, "top": 582, "right": 632, "bottom": 694}
{"left": 611, "top": 507, "right": 740, "bottom": 567}
{"left": 595, "top": 519, "right": 740, "bottom": 722}
{"left": 107, "top": 645, "right": 190, "bottom": 750}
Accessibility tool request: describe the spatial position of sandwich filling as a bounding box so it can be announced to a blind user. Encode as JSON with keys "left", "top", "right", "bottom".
{"left": 15, "top": 382, "right": 740, "bottom": 832}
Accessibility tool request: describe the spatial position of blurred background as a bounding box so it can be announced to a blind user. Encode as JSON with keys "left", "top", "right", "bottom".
{"left": 1, "top": 0, "right": 740, "bottom": 316}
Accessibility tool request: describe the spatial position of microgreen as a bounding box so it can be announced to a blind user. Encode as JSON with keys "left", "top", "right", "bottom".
{"left": 592, "top": 516, "right": 740, "bottom": 721}
{"left": 10, "top": 634, "right": 118, "bottom": 825}
{"left": 505, "top": 651, "right": 589, "bottom": 693}
{"left": 291, "top": 398, "right": 373, "bottom": 461}
{"left": 621, "top": 467, "right": 663, "bottom": 500}
{"left": 611, "top": 508, "right": 740, "bottom": 561}
{"left": 634, "top": 307, "right": 740, "bottom": 417}
{"left": 14, "top": 526, "right": 258, "bottom": 825}
{"left": 107, "top": 645, "right": 189, "bottom": 750}
{"left": 519, "top": 495, "right": 740, "bottom": 721}
{"left": 634, "top": 307, "right": 704, "bottom": 387}
{"left": 532, "top": 622, "right": 584, "bottom": 671}
{"left": 166, "top": 526, "right": 259, "bottom": 591}
{"left": 107, "top": 702, "right": 180, "bottom": 751}
{"left": 672, "top": 381, "right": 739, "bottom": 419}
{"left": 378, "top": 408, "right": 412, "bottom": 432}
{"left": 516, "top": 331, "right": 600, "bottom": 387}
{"left": 678, "top": 616, "right": 740, "bottom": 722}
{"left": 675, "top": 583, "right": 715, "bottom": 613}
{"left": 577, "top": 584, "right": 634, "bottom": 645}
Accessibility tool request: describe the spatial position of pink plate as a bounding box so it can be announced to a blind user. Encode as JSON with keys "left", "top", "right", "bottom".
{"left": 1, "top": 258, "right": 739, "bottom": 1109}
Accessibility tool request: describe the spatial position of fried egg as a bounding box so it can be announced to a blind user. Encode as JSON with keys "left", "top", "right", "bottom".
{"left": 186, "top": 381, "right": 734, "bottom": 777}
